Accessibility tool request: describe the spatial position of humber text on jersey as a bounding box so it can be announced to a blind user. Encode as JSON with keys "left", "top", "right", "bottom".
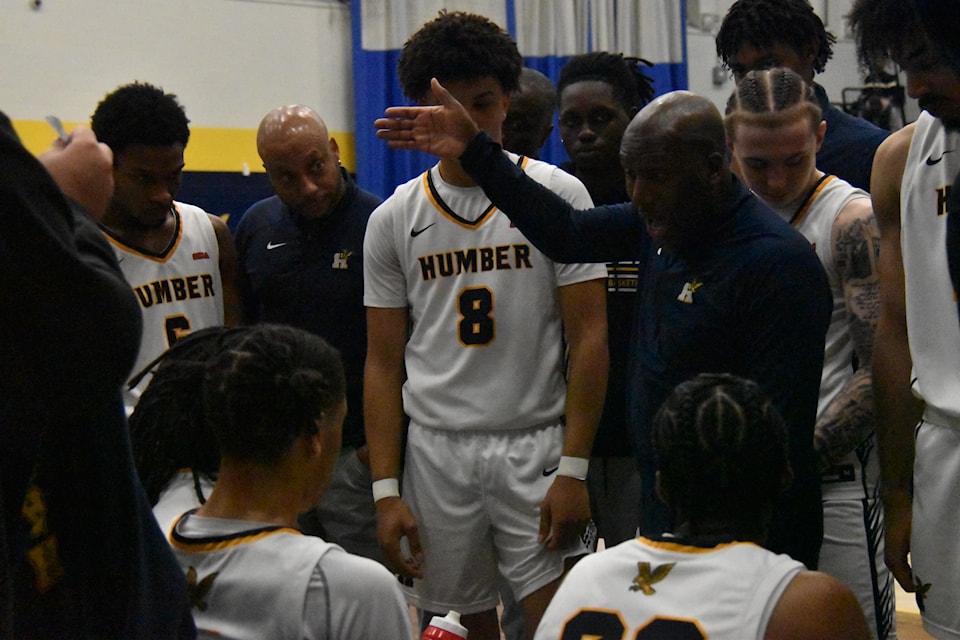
{"left": 133, "top": 273, "right": 218, "bottom": 308}
{"left": 417, "top": 243, "right": 534, "bottom": 281}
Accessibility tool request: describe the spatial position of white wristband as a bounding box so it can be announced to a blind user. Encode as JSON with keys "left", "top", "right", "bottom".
{"left": 557, "top": 456, "right": 589, "bottom": 481}
{"left": 372, "top": 478, "right": 400, "bottom": 502}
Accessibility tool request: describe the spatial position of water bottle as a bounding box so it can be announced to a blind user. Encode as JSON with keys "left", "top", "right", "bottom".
{"left": 421, "top": 610, "right": 468, "bottom": 640}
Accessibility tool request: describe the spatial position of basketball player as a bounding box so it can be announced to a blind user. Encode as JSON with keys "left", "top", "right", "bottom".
{"left": 555, "top": 51, "right": 655, "bottom": 549}
{"left": 363, "top": 11, "right": 608, "bottom": 640}
{"left": 168, "top": 324, "right": 412, "bottom": 638}
{"left": 724, "top": 68, "right": 893, "bottom": 638}
{"left": 128, "top": 326, "right": 247, "bottom": 533}
{"left": 533, "top": 374, "right": 871, "bottom": 640}
{"left": 91, "top": 81, "right": 243, "bottom": 414}
{"left": 502, "top": 67, "right": 557, "bottom": 159}
{"left": 849, "top": 1, "right": 960, "bottom": 637}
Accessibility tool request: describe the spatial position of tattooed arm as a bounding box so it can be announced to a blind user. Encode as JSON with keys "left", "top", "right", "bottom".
{"left": 814, "top": 195, "right": 881, "bottom": 471}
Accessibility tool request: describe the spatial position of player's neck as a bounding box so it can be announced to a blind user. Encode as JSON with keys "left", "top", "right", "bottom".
{"left": 195, "top": 463, "right": 304, "bottom": 528}
{"left": 101, "top": 205, "right": 177, "bottom": 254}
{"left": 438, "top": 157, "right": 477, "bottom": 188}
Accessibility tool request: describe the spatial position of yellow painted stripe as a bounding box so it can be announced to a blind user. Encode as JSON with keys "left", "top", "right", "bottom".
{"left": 11, "top": 120, "right": 356, "bottom": 174}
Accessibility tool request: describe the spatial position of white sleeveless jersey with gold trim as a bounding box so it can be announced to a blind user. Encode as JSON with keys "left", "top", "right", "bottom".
{"left": 169, "top": 514, "right": 411, "bottom": 639}
{"left": 792, "top": 175, "right": 869, "bottom": 421}
{"left": 102, "top": 202, "right": 224, "bottom": 413}
{"left": 533, "top": 537, "right": 804, "bottom": 640}
{"left": 901, "top": 112, "right": 960, "bottom": 424}
{"left": 364, "top": 155, "right": 604, "bottom": 431}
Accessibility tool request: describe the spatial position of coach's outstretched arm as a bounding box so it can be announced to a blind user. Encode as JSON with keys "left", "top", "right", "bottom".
{"left": 376, "top": 78, "right": 642, "bottom": 264}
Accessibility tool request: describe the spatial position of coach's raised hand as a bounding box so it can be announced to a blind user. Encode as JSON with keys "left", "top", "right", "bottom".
{"left": 375, "top": 78, "right": 481, "bottom": 158}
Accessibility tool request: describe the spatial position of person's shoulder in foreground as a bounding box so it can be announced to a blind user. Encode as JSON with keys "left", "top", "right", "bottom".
{"left": 533, "top": 374, "right": 870, "bottom": 640}
{"left": 1, "top": 113, "right": 196, "bottom": 639}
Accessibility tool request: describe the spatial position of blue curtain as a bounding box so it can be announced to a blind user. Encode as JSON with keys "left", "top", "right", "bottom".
{"left": 351, "top": 0, "right": 687, "bottom": 200}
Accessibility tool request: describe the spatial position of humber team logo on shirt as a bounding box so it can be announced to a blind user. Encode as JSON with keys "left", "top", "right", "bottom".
{"left": 332, "top": 250, "right": 352, "bottom": 270}
{"left": 677, "top": 279, "right": 703, "bottom": 304}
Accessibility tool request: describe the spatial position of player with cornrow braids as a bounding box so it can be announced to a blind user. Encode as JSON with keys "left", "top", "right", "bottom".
{"left": 167, "top": 324, "right": 412, "bottom": 638}
{"left": 128, "top": 326, "right": 248, "bottom": 531}
{"left": 725, "top": 67, "right": 892, "bottom": 638}
{"left": 715, "top": 0, "right": 888, "bottom": 192}
{"left": 534, "top": 374, "right": 871, "bottom": 640}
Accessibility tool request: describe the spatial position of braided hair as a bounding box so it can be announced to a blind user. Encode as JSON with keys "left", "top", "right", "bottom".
{"left": 723, "top": 67, "right": 822, "bottom": 142}
{"left": 398, "top": 10, "right": 523, "bottom": 103}
{"left": 557, "top": 51, "right": 656, "bottom": 113}
{"left": 203, "top": 324, "right": 345, "bottom": 466}
{"left": 129, "top": 326, "right": 248, "bottom": 505}
{"left": 652, "top": 373, "right": 790, "bottom": 539}
{"left": 716, "top": 0, "right": 836, "bottom": 75}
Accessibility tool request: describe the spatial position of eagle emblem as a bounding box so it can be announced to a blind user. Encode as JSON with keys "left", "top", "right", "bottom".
{"left": 630, "top": 561, "right": 676, "bottom": 595}
{"left": 186, "top": 566, "right": 219, "bottom": 611}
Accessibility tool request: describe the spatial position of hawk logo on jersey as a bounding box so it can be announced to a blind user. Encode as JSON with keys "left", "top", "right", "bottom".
{"left": 677, "top": 280, "right": 703, "bottom": 304}
{"left": 186, "top": 566, "right": 219, "bottom": 611}
{"left": 630, "top": 561, "right": 676, "bottom": 595}
{"left": 332, "top": 250, "right": 352, "bottom": 270}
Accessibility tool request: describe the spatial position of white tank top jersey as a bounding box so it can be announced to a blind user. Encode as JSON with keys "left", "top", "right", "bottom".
{"left": 169, "top": 514, "right": 411, "bottom": 640}
{"left": 792, "top": 175, "right": 869, "bottom": 421}
{"left": 901, "top": 112, "right": 960, "bottom": 425}
{"left": 102, "top": 203, "right": 225, "bottom": 413}
{"left": 532, "top": 537, "right": 805, "bottom": 640}
{"left": 363, "top": 154, "right": 605, "bottom": 432}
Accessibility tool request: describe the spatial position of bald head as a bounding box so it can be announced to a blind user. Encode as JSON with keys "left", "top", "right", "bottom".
{"left": 622, "top": 91, "right": 727, "bottom": 162}
{"left": 619, "top": 91, "right": 732, "bottom": 256}
{"left": 256, "top": 105, "right": 344, "bottom": 220}
{"left": 503, "top": 68, "right": 557, "bottom": 158}
{"left": 257, "top": 105, "right": 329, "bottom": 156}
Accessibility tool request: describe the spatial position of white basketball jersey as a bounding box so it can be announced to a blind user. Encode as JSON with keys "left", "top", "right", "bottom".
{"left": 901, "top": 112, "right": 960, "bottom": 425}
{"left": 533, "top": 537, "right": 804, "bottom": 640}
{"left": 793, "top": 175, "right": 869, "bottom": 421}
{"left": 102, "top": 203, "right": 225, "bottom": 413}
{"left": 364, "top": 156, "right": 605, "bottom": 431}
{"left": 170, "top": 513, "right": 411, "bottom": 640}
{"left": 170, "top": 516, "right": 334, "bottom": 639}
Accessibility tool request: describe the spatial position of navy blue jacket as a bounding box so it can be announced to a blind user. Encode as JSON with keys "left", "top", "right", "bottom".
{"left": 0, "top": 112, "right": 195, "bottom": 639}
{"left": 235, "top": 170, "right": 380, "bottom": 449}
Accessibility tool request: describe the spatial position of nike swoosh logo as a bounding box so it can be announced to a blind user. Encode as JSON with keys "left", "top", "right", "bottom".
{"left": 410, "top": 223, "right": 436, "bottom": 237}
{"left": 926, "top": 149, "right": 956, "bottom": 166}
{"left": 542, "top": 465, "right": 558, "bottom": 477}
{"left": 266, "top": 241, "right": 287, "bottom": 250}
